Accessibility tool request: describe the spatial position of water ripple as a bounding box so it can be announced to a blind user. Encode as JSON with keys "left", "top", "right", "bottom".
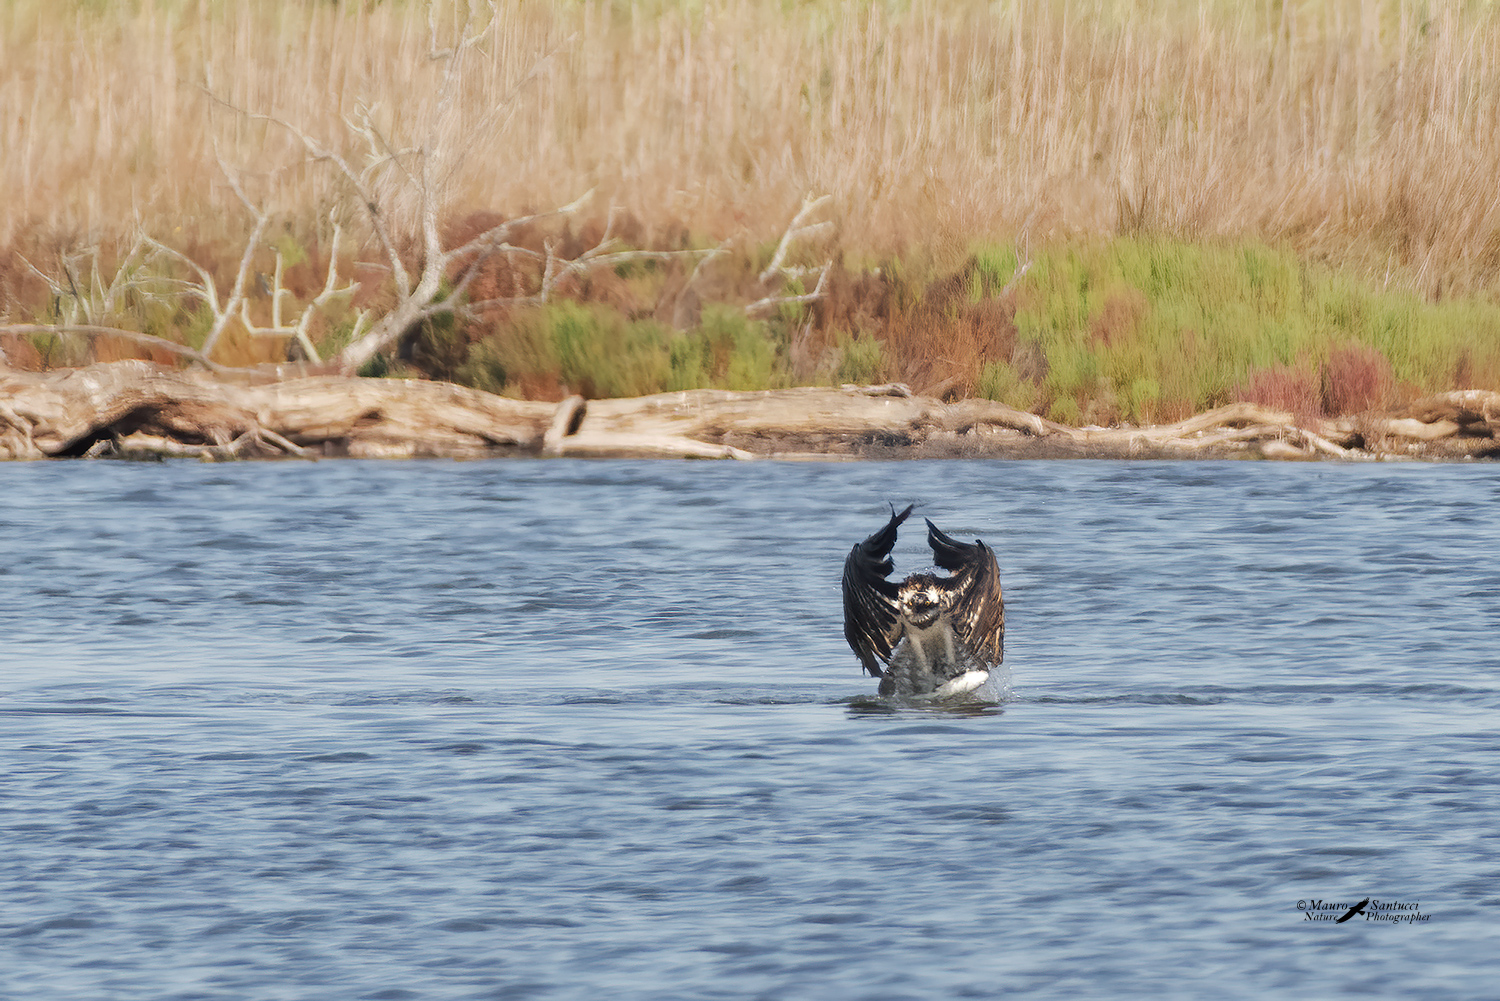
{"left": 1, "top": 459, "right": 1497, "bottom": 999}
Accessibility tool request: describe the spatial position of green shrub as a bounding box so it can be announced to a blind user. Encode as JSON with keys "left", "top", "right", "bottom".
{"left": 994, "top": 233, "right": 1500, "bottom": 419}
{"left": 977, "top": 360, "right": 1038, "bottom": 411}
{"left": 666, "top": 332, "right": 709, "bottom": 391}
{"left": 970, "top": 242, "right": 1020, "bottom": 300}
{"left": 708, "top": 306, "right": 780, "bottom": 390}
{"left": 455, "top": 338, "right": 509, "bottom": 395}
{"left": 835, "top": 333, "right": 884, "bottom": 385}
{"left": 451, "top": 300, "right": 795, "bottom": 398}
{"left": 549, "top": 302, "right": 672, "bottom": 398}
{"left": 1047, "top": 396, "right": 1082, "bottom": 426}
{"left": 665, "top": 305, "right": 784, "bottom": 391}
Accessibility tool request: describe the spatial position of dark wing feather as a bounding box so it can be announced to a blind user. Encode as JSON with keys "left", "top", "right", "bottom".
{"left": 926, "top": 519, "right": 1005, "bottom": 668}
{"left": 841, "top": 505, "right": 914, "bottom": 677}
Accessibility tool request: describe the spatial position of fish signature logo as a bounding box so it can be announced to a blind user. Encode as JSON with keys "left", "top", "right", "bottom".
{"left": 1335, "top": 898, "right": 1370, "bottom": 923}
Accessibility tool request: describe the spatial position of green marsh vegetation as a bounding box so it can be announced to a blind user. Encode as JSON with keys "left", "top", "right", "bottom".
{"left": 979, "top": 238, "right": 1500, "bottom": 424}
{"left": 388, "top": 235, "right": 1500, "bottom": 422}
{"left": 2, "top": 0, "right": 1499, "bottom": 420}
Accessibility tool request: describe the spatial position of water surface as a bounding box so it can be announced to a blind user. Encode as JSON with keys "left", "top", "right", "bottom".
{"left": 3, "top": 459, "right": 1498, "bottom": 999}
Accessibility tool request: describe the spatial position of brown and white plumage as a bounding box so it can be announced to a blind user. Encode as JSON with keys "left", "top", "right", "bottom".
{"left": 842, "top": 505, "right": 1005, "bottom": 698}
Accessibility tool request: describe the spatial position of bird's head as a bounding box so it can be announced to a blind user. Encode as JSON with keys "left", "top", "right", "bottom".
{"left": 898, "top": 574, "right": 944, "bottom": 627}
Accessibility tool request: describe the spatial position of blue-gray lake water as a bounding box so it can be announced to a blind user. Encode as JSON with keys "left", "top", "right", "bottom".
{"left": 2, "top": 458, "right": 1499, "bottom": 999}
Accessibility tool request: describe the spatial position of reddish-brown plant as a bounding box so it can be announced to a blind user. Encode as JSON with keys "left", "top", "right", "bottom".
{"left": 1237, "top": 362, "right": 1322, "bottom": 422}
{"left": 1320, "top": 343, "right": 1392, "bottom": 416}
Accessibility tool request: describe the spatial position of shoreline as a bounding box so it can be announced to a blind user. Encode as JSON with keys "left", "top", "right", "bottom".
{"left": 2, "top": 361, "right": 1496, "bottom": 463}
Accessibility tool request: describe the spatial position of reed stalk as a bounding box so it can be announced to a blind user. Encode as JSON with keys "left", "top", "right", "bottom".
{"left": 4, "top": 0, "right": 1499, "bottom": 293}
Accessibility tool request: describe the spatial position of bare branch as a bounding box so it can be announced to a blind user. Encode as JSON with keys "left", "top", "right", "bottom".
{"left": 426, "top": 0, "right": 496, "bottom": 62}
{"left": 194, "top": 16, "right": 725, "bottom": 378}
{"left": 349, "top": 103, "right": 423, "bottom": 202}
{"left": 0, "top": 324, "right": 224, "bottom": 370}
{"left": 139, "top": 237, "right": 214, "bottom": 300}
{"left": 148, "top": 211, "right": 268, "bottom": 363}
{"left": 442, "top": 32, "right": 577, "bottom": 188}
{"left": 464, "top": 247, "right": 720, "bottom": 315}
{"left": 201, "top": 86, "right": 413, "bottom": 298}
{"left": 758, "top": 194, "right": 834, "bottom": 285}
{"left": 253, "top": 426, "right": 315, "bottom": 459}
{"left": 998, "top": 234, "right": 1033, "bottom": 298}
{"left": 442, "top": 197, "right": 593, "bottom": 276}
{"left": 999, "top": 260, "right": 1033, "bottom": 297}
{"left": 745, "top": 262, "right": 831, "bottom": 317}
{"left": 747, "top": 193, "right": 834, "bottom": 317}
{"left": 15, "top": 252, "right": 62, "bottom": 295}
{"left": 17, "top": 238, "right": 158, "bottom": 327}
{"left": 234, "top": 216, "right": 363, "bottom": 365}
{"left": 98, "top": 237, "right": 152, "bottom": 318}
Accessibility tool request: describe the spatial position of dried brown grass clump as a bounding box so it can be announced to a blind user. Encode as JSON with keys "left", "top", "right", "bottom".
{"left": 809, "top": 258, "right": 1019, "bottom": 396}
{"left": 882, "top": 269, "right": 1019, "bottom": 398}
{"left": 7, "top": 1, "right": 1500, "bottom": 296}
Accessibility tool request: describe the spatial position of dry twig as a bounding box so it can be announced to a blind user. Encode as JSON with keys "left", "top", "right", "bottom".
{"left": 235, "top": 215, "right": 367, "bottom": 364}
{"left": 746, "top": 194, "right": 835, "bottom": 318}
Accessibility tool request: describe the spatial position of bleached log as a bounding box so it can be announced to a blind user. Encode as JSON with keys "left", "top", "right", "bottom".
{"left": 543, "top": 395, "right": 587, "bottom": 456}
{"left": 0, "top": 361, "right": 1495, "bottom": 462}
{"left": 1298, "top": 428, "right": 1354, "bottom": 458}
{"left": 1376, "top": 417, "right": 1463, "bottom": 441}
{"left": 579, "top": 387, "right": 943, "bottom": 449}
{"left": 844, "top": 383, "right": 913, "bottom": 398}
{"left": 551, "top": 432, "right": 755, "bottom": 461}
{"left": 1404, "top": 390, "right": 1500, "bottom": 425}
{"left": 943, "top": 398, "right": 1075, "bottom": 438}
{"left": 0, "top": 360, "right": 551, "bottom": 460}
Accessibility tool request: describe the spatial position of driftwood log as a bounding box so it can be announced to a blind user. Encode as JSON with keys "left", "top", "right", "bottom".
{"left": 1, "top": 359, "right": 1497, "bottom": 461}
{"left": 0, "top": 360, "right": 551, "bottom": 460}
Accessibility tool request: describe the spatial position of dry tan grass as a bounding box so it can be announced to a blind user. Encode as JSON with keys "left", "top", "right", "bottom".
{"left": 5, "top": 0, "right": 1500, "bottom": 295}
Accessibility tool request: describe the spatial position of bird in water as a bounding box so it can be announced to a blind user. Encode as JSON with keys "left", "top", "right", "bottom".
{"left": 841, "top": 505, "right": 1005, "bottom": 699}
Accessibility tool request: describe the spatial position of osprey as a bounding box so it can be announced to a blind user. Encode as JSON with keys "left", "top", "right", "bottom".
{"left": 841, "top": 505, "right": 1005, "bottom": 699}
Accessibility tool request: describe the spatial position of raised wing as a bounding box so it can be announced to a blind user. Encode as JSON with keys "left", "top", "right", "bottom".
{"left": 841, "top": 505, "right": 914, "bottom": 677}
{"left": 926, "top": 519, "right": 1005, "bottom": 668}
